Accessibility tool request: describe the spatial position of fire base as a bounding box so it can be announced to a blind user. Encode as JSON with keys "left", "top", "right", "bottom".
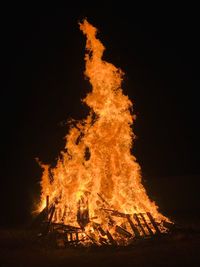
{"left": 33, "top": 195, "right": 173, "bottom": 248}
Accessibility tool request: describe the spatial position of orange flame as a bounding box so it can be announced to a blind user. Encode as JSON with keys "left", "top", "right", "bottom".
{"left": 38, "top": 19, "right": 169, "bottom": 244}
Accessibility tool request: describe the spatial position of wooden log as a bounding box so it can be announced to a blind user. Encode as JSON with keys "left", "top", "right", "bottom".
{"left": 41, "top": 205, "right": 55, "bottom": 235}
{"left": 46, "top": 195, "right": 49, "bottom": 220}
{"left": 46, "top": 205, "right": 55, "bottom": 232}
{"left": 92, "top": 223, "right": 107, "bottom": 236}
{"left": 48, "top": 205, "right": 55, "bottom": 224}
{"left": 133, "top": 214, "right": 146, "bottom": 236}
{"left": 77, "top": 197, "right": 90, "bottom": 228}
{"left": 58, "top": 208, "right": 62, "bottom": 221}
{"left": 99, "top": 237, "right": 109, "bottom": 245}
{"left": 146, "top": 212, "right": 161, "bottom": 234}
{"left": 102, "top": 208, "right": 128, "bottom": 218}
{"left": 61, "top": 205, "right": 67, "bottom": 223}
{"left": 85, "top": 233, "right": 98, "bottom": 245}
{"left": 30, "top": 207, "right": 47, "bottom": 229}
{"left": 50, "top": 222, "right": 81, "bottom": 231}
{"left": 106, "top": 230, "right": 117, "bottom": 246}
{"left": 115, "top": 225, "right": 132, "bottom": 238}
{"left": 54, "top": 209, "right": 58, "bottom": 222}
{"left": 65, "top": 231, "right": 81, "bottom": 243}
{"left": 97, "top": 193, "right": 111, "bottom": 207}
{"left": 126, "top": 214, "right": 140, "bottom": 237}
{"left": 69, "top": 232, "right": 73, "bottom": 241}
{"left": 162, "top": 220, "right": 175, "bottom": 231}
{"left": 66, "top": 233, "right": 69, "bottom": 242}
{"left": 76, "top": 232, "right": 79, "bottom": 241}
{"left": 98, "top": 226, "right": 107, "bottom": 236}
{"left": 98, "top": 209, "right": 115, "bottom": 226}
{"left": 139, "top": 213, "right": 154, "bottom": 236}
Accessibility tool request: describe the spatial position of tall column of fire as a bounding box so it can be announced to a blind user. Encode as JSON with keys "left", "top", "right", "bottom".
{"left": 38, "top": 19, "right": 168, "bottom": 233}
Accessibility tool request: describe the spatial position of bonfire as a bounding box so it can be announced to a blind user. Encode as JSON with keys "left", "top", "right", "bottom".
{"left": 35, "top": 19, "right": 172, "bottom": 247}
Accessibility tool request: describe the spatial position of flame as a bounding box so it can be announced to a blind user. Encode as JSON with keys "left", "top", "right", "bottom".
{"left": 38, "top": 19, "right": 169, "bottom": 244}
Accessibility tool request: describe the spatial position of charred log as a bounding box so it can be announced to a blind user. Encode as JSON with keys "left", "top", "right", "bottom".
{"left": 115, "top": 225, "right": 132, "bottom": 238}
{"left": 134, "top": 213, "right": 146, "bottom": 236}
{"left": 139, "top": 213, "right": 154, "bottom": 236}
{"left": 147, "top": 212, "right": 161, "bottom": 234}
{"left": 77, "top": 195, "right": 90, "bottom": 228}
{"left": 126, "top": 214, "right": 140, "bottom": 238}
{"left": 106, "top": 230, "right": 117, "bottom": 246}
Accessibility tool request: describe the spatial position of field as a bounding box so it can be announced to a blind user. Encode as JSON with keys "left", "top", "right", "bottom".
{"left": 1, "top": 216, "right": 200, "bottom": 267}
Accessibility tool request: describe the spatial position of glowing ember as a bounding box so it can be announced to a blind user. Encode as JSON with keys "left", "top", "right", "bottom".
{"left": 37, "top": 19, "right": 170, "bottom": 246}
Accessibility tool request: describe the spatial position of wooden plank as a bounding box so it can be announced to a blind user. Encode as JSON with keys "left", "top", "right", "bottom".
{"left": 92, "top": 223, "right": 107, "bottom": 236}
{"left": 102, "top": 208, "right": 128, "bottom": 218}
{"left": 69, "top": 232, "right": 73, "bottom": 241}
{"left": 30, "top": 207, "right": 47, "bottom": 229}
{"left": 46, "top": 195, "right": 49, "bottom": 220}
{"left": 99, "top": 237, "right": 109, "bottom": 245}
{"left": 97, "top": 193, "right": 111, "bottom": 207}
{"left": 133, "top": 214, "right": 146, "bottom": 236}
{"left": 48, "top": 205, "right": 55, "bottom": 224}
{"left": 98, "top": 226, "right": 107, "bottom": 236}
{"left": 162, "top": 220, "right": 174, "bottom": 231}
{"left": 139, "top": 213, "right": 154, "bottom": 236}
{"left": 41, "top": 205, "right": 55, "bottom": 235}
{"left": 50, "top": 222, "right": 81, "bottom": 231}
{"left": 85, "top": 233, "right": 98, "bottom": 245}
{"left": 77, "top": 198, "right": 90, "bottom": 228}
{"left": 146, "top": 212, "right": 161, "bottom": 234}
{"left": 61, "top": 205, "right": 67, "bottom": 223}
{"left": 106, "top": 230, "right": 117, "bottom": 245}
{"left": 126, "top": 214, "right": 140, "bottom": 237}
{"left": 76, "top": 232, "right": 79, "bottom": 241}
{"left": 66, "top": 233, "right": 69, "bottom": 242}
{"left": 54, "top": 209, "right": 58, "bottom": 222}
{"left": 115, "top": 225, "right": 132, "bottom": 238}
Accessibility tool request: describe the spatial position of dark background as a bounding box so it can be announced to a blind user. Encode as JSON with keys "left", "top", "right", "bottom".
{"left": 1, "top": 3, "right": 199, "bottom": 226}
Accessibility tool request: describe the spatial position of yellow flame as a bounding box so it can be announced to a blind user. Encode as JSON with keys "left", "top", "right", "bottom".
{"left": 38, "top": 19, "right": 169, "bottom": 242}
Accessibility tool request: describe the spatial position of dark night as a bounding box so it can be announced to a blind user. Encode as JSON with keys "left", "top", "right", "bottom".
{"left": 1, "top": 3, "right": 200, "bottom": 267}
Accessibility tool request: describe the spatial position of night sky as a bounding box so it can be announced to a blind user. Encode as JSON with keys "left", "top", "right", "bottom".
{"left": 1, "top": 4, "right": 200, "bottom": 226}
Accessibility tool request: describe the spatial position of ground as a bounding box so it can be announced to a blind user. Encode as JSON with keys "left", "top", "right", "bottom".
{"left": 1, "top": 216, "right": 200, "bottom": 267}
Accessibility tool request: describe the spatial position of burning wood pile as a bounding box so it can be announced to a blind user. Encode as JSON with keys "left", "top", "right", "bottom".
{"left": 36, "top": 194, "right": 170, "bottom": 247}
{"left": 34, "top": 19, "right": 172, "bottom": 247}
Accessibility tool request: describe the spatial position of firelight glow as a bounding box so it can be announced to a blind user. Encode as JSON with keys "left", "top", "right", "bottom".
{"left": 37, "top": 19, "right": 170, "bottom": 245}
